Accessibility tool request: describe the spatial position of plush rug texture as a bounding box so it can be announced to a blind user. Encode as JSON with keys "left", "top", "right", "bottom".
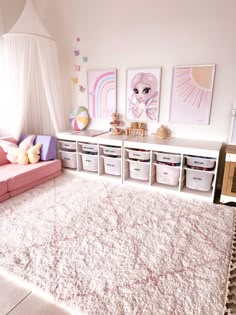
{"left": 0, "top": 173, "right": 235, "bottom": 315}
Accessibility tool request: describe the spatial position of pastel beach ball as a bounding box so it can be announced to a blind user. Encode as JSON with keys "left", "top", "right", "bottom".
{"left": 69, "top": 106, "right": 89, "bottom": 131}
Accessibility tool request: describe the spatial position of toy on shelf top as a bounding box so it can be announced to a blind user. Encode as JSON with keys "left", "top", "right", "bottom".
{"left": 109, "top": 113, "right": 123, "bottom": 135}
{"left": 126, "top": 122, "right": 145, "bottom": 137}
{"left": 155, "top": 125, "right": 171, "bottom": 139}
{"left": 69, "top": 106, "right": 89, "bottom": 131}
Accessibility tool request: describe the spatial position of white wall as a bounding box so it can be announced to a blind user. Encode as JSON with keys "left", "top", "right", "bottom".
{"left": 0, "top": 0, "right": 25, "bottom": 33}
{"left": 2, "top": 0, "right": 236, "bottom": 142}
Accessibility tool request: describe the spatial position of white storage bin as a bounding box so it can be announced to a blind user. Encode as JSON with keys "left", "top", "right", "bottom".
{"left": 126, "top": 149, "right": 150, "bottom": 161}
{"left": 186, "top": 156, "right": 215, "bottom": 170}
{"left": 81, "top": 153, "right": 98, "bottom": 172}
{"left": 155, "top": 152, "right": 181, "bottom": 165}
{"left": 80, "top": 143, "right": 98, "bottom": 153}
{"left": 59, "top": 140, "right": 76, "bottom": 151}
{"left": 155, "top": 163, "right": 180, "bottom": 186}
{"left": 129, "top": 160, "right": 150, "bottom": 181}
{"left": 59, "top": 151, "right": 77, "bottom": 169}
{"left": 186, "top": 168, "right": 214, "bottom": 191}
{"left": 102, "top": 156, "right": 121, "bottom": 176}
{"left": 101, "top": 146, "right": 121, "bottom": 157}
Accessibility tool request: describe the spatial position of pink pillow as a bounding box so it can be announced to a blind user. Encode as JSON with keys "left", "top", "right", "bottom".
{"left": 19, "top": 135, "right": 36, "bottom": 151}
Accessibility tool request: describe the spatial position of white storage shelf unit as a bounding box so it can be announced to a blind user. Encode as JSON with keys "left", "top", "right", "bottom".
{"left": 57, "top": 132, "right": 222, "bottom": 202}
{"left": 93, "top": 133, "right": 127, "bottom": 180}
{"left": 58, "top": 140, "right": 77, "bottom": 169}
{"left": 57, "top": 132, "right": 128, "bottom": 182}
{"left": 123, "top": 136, "right": 222, "bottom": 202}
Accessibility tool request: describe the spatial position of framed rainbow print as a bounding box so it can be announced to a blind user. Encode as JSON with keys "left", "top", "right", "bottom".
{"left": 87, "top": 69, "right": 117, "bottom": 119}
{"left": 169, "top": 64, "right": 216, "bottom": 125}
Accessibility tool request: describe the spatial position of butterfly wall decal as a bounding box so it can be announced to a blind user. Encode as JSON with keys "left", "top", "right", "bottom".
{"left": 74, "top": 65, "right": 81, "bottom": 72}
{"left": 79, "top": 85, "right": 85, "bottom": 92}
{"left": 74, "top": 49, "right": 80, "bottom": 56}
{"left": 71, "top": 77, "right": 78, "bottom": 84}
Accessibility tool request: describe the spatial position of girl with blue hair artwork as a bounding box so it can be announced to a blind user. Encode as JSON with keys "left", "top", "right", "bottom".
{"left": 128, "top": 72, "right": 159, "bottom": 121}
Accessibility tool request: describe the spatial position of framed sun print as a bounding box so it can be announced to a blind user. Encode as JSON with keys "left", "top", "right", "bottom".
{"left": 169, "top": 64, "right": 216, "bottom": 124}
{"left": 126, "top": 67, "right": 162, "bottom": 122}
{"left": 87, "top": 69, "right": 117, "bottom": 119}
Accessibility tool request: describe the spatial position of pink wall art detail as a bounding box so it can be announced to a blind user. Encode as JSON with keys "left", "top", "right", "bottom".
{"left": 126, "top": 67, "right": 161, "bottom": 122}
{"left": 87, "top": 69, "right": 117, "bottom": 119}
{"left": 169, "top": 64, "right": 216, "bottom": 125}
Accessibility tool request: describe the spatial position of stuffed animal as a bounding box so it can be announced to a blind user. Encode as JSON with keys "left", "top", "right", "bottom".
{"left": 109, "top": 113, "right": 123, "bottom": 135}
{"left": 156, "top": 125, "right": 171, "bottom": 140}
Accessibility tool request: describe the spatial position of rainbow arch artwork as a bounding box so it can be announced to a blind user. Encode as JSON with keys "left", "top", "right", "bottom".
{"left": 88, "top": 69, "right": 117, "bottom": 119}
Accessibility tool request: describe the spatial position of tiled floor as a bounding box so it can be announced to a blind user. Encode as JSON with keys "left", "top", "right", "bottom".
{"left": 0, "top": 274, "right": 71, "bottom": 315}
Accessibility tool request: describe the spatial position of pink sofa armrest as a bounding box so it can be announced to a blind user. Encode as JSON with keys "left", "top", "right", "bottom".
{"left": 0, "top": 137, "right": 17, "bottom": 166}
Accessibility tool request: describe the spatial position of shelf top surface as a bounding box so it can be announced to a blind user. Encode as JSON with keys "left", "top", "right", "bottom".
{"left": 95, "top": 132, "right": 130, "bottom": 141}
{"left": 125, "top": 136, "right": 222, "bottom": 152}
{"left": 57, "top": 130, "right": 106, "bottom": 138}
{"left": 225, "top": 145, "right": 236, "bottom": 154}
{"left": 57, "top": 130, "right": 222, "bottom": 154}
{"left": 56, "top": 130, "right": 107, "bottom": 143}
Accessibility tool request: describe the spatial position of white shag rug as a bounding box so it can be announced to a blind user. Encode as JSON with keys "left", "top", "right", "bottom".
{"left": 0, "top": 172, "right": 235, "bottom": 315}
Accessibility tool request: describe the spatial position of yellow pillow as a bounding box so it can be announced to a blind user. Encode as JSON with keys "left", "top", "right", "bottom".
{"left": 8, "top": 147, "right": 29, "bottom": 165}
{"left": 28, "top": 144, "right": 42, "bottom": 164}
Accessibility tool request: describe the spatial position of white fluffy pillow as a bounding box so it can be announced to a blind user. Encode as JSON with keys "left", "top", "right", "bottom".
{"left": 19, "top": 135, "right": 36, "bottom": 151}
{"left": 0, "top": 140, "right": 18, "bottom": 153}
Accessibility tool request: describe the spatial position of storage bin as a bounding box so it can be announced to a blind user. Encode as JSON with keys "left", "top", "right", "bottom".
{"left": 186, "top": 168, "right": 214, "bottom": 191}
{"left": 59, "top": 140, "right": 76, "bottom": 151}
{"left": 155, "top": 163, "right": 180, "bottom": 186}
{"left": 59, "top": 151, "right": 77, "bottom": 169}
{"left": 102, "top": 156, "right": 121, "bottom": 176}
{"left": 155, "top": 152, "right": 181, "bottom": 165}
{"left": 126, "top": 149, "right": 150, "bottom": 161}
{"left": 80, "top": 143, "right": 98, "bottom": 153}
{"left": 186, "top": 156, "right": 215, "bottom": 170}
{"left": 101, "top": 146, "right": 121, "bottom": 157}
{"left": 128, "top": 160, "right": 150, "bottom": 181}
{"left": 81, "top": 153, "right": 98, "bottom": 172}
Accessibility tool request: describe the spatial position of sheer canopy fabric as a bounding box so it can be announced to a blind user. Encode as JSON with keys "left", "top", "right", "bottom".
{"left": 3, "top": 33, "right": 66, "bottom": 140}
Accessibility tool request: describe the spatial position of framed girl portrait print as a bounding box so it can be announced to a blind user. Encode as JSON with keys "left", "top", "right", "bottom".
{"left": 126, "top": 67, "right": 162, "bottom": 122}
{"left": 169, "top": 64, "right": 216, "bottom": 125}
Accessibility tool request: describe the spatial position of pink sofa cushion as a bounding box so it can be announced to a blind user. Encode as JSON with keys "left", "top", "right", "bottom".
{"left": 0, "top": 137, "right": 17, "bottom": 166}
{"left": 0, "top": 192, "right": 10, "bottom": 203}
{"left": 10, "top": 170, "right": 61, "bottom": 198}
{"left": 0, "top": 160, "right": 61, "bottom": 191}
{"left": 0, "top": 180, "right": 8, "bottom": 196}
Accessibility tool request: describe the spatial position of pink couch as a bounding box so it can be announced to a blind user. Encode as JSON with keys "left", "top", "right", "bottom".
{"left": 0, "top": 137, "right": 61, "bottom": 202}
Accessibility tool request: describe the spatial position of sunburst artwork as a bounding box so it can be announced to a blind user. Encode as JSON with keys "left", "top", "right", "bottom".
{"left": 169, "top": 64, "right": 216, "bottom": 124}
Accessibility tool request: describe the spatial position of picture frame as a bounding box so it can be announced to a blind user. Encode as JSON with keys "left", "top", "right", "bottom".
{"left": 87, "top": 69, "right": 117, "bottom": 119}
{"left": 169, "top": 64, "right": 216, "bottom": 125}
{"left": 126, "top": 67, "right": 162, "bottom": 122}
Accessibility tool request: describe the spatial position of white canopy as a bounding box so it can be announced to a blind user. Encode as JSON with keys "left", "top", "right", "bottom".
{"left": 2, "top": 0, "right": 66, "bottom": 140}
{"left": 9, "top": 0, "right": 52, "bottom": 38}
